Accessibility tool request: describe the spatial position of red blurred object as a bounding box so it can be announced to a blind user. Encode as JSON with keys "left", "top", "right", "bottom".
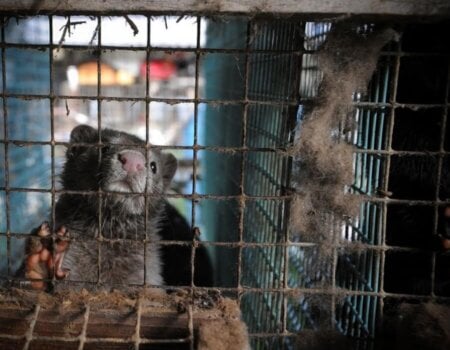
{"left": 140, "top": 59, "right": 177, "bottom": 80}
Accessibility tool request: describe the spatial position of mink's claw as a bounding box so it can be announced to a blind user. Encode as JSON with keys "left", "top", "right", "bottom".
{"left": 24, "top": 223, "right": 71, "bottom": 290}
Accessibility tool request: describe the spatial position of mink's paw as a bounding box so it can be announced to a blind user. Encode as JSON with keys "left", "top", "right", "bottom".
{"left": 25, "top": 222, "right": 71, "bottom": 290}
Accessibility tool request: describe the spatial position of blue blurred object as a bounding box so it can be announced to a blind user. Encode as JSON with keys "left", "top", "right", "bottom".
{"left": 0, "top": 17, "right": 51, "bottom": 276}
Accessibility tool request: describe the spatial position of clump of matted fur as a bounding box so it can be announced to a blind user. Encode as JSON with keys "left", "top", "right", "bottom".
{"left": 197, "top": 297, "right": 250, "bottom": 350}
{"left": 197, "top": 319, "right": 250, "bottom": 350}
{"left": 290, "top": 24, "right": 399, "bottom": 255}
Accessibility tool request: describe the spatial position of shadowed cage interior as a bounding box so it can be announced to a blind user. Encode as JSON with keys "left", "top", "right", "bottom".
{"left": 0, "top": 11, "right": 449, "bottom": 350}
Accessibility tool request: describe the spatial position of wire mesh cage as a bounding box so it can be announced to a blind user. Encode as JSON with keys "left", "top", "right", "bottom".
{"left": 0, "top": 6, "right": 449, "bottom": 350}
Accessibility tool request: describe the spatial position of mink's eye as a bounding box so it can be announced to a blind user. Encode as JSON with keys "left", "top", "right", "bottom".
{"left": 150, "top": 161, "right": 157, "bottom": 174}
{"left": 102, "top": 145, "right": 111, "bottom": 154}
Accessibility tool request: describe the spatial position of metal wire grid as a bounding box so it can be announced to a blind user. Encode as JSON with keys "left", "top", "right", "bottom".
{"left": 242, "top": 24, "right": 300, "bottom": 349}
{"left": 200, "top": 19, "right": 302, "bottom": 349}
{"left": 0, "top": 19, "right": 294, "bottom": 267}
{"left": 281, "top": 21, "right": 450, "bottom": 348}
{"left": 0, "top": 15, "right": 195, "bottom": 349}
{"left": 0, "top": 13, "right": 449, "bottom": 350}
{"left": 334, "top": 51, "right": 392, "bottom": 341}
{"left": 0, "top": 14, "right": 300, "bottom": 349}
{"left": 383, "top": 23, "right": 450, "bottom": 302}
{"left": 285, "top": 23, "right": 333, "bottom": 340}
{"left": 336, "top": 23, "right": 450, "bottom": 346}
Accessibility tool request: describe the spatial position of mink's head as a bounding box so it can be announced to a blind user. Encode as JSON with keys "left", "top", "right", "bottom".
{"left": 61, "top": 124, "right": 177, "bottom": 215}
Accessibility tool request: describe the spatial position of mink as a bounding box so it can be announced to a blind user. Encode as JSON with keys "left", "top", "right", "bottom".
{"left": 23, "top": 124, "right": 213, "bottom": 290}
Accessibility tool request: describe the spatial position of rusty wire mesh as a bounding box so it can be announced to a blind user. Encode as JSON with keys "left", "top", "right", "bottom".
{"left": 0, "top": 12, "right": 449, "bottom": 350}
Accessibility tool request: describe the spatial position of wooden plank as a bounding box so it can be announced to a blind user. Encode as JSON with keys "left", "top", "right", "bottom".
{"left": 0, "top": 0, "right": 449, "bottom": 17}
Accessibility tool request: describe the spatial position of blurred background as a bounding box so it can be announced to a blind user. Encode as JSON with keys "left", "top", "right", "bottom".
{"left": 0, "top": 15, "right": 209, "bottom": 274}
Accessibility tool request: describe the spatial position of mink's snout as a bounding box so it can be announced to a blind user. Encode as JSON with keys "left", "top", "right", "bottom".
{"left": 105, "top": 149, "right": 148, "bottom": 195}
{"left": 118, "top": 151, "right": 145, "bottom": 174}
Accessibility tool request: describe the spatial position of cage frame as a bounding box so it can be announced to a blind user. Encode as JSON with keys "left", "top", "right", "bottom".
{"left": 2, "top": 0, "right": 450, "bottom": 17}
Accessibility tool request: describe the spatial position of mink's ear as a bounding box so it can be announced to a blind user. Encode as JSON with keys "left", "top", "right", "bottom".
{"left": 70, "top": 124, "right": 98, "bottom": 143}
{"left": 67, "top": 125, "right": 98, "bottom": 159}
{"left": 161, "top": 153, "right": 177, "bottom": 189}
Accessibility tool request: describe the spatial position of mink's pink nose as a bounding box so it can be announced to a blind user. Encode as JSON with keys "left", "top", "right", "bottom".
{"left": 118, "top": 151, "right": 145, "bottom": 173}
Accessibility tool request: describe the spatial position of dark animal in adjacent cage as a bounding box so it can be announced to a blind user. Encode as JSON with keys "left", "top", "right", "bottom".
{"left": 20, "top": 124, "right": 213, "bottom": 290}
{"left": 384, "top": 22, "right": 450, "bottom": 297}
{"left": 381, "top": 21, "right": 450, "bottom": 350}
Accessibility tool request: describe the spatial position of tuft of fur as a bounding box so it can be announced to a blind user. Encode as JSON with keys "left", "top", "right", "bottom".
{"left": 287, "top": 24, "right": 399, "bottom": 331}
{"left": 290, "top": 24, "right": 398, "bottom": 253}
{"left": 197, "top": 297, "right": 250, "bottom": 350}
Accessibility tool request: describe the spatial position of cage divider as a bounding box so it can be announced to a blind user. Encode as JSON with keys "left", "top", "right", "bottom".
{"left": 143, "top": 14, "right": 151, "bottom": 287}
{"left": 377, "top": 36, "right": 402, "bottom": 332}
{"left": 96, "top": 15, "right": 103, "bottom": 287}
{"left": 189, "top": 15, "right": 201, "bottom": 296}
{"left": 280, "top": 20, "right": 305, "bottom": 343}
{"left": 236, "top": 19, "right": 252, "bottom": 312}
{"left": 431, "top": 59, "right": 450, "bottom": 296}
{"left": 183, "top": 16, "right": 203, "bottom": 350}
{"left": 48, "top": 14, "right": 58, "bottom": 286}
